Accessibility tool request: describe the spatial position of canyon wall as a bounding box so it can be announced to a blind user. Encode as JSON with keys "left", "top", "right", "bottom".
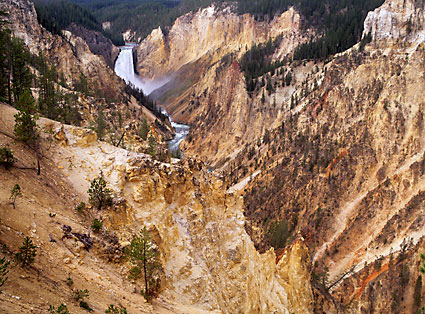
{"left": 136, "top": 5, "right": 306, "bottom": 168}
{"left": 238, "top": 0, "right": 425, "bottom": 311}
{"left": 1, "top": 0, "right": 124, "bottom": 96}
{"left": 45, "top": 114, "right": 314, "bottom": 314}
{"left": 136, "top": 5, "right": 301, "bottom": 79}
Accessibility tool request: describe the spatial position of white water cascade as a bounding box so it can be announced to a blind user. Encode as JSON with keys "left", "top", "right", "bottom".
{"left": 114, "top": 44, "right": 189, "bottom": 152}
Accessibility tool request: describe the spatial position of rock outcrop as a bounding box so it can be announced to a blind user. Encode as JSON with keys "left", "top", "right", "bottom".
{"left": 1, "top": 0, "right": 124, "bottom": 96}
{"left": 363, "top": 0, "right": 425, "bottom": 45}
{"left": 45, "top": 112, "right": 314, "bottom": 313}
{"left": 135, "top": 5, "right": 305, "bottom": 167}
{"left": 66, "top": 23, "right": 120, "bottom": 69}
{"left": 136, "top": 5, "right": 301, "bottom": 79}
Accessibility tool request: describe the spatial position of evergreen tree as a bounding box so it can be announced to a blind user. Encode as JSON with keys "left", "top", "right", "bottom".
{"left": 0, "top": 257, "right": 9, "bottom": 292}
{"left": 88, "top": 175, "right": 112, "bottom": 210}
{"left": 0, "top": 147, "right": 17, "bottom": 169}
{"left": 0, "top": 11, "right": 11, "bottom": 103}
{"left": 147, "top": 135, "right": 157, "bottom": 158}
{"left": 96, "top": 106, "right": 107, "bottom": 141}
{"left": 16, "top": 237, "right": 37, "bottom": 267}
{"left": 126, "top": 227, "right": 162, "bottom": 300}
{"left": 14, "top": 90, "right": 39, "bottom": 145}
{"left": 138, "top": 118, "right": 149, "bottom": 141}
{"left": 10, "top": 37, "right": 33, "bottom": 104}
{"left": 38, "top": 54, "right": 59, "bottom": 119}
{"left": 9, "top": 184, "right": 22, "bottom": 209}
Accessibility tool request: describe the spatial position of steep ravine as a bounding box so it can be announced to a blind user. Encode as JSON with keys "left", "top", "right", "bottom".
{"left": 239, "top": 0, "right": 425, "bottom": 311}
{"left": 0, "top": 103, "right": 314, "bottom": 313}
{"left": 114, "top": 45, "right": 190, "bottom": 153}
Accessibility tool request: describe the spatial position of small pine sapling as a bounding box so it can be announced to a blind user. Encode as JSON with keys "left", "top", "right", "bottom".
{"left": 126, "top": 227, "right": 162, "bottom": 300}
{"left": 72, "top": 288, "right": 92, "bottom": 311}
{"left": 91, "top": 218, "right": 102, "bottom": 233}
{"left": 66, "top": 276, "right": 73, "bottom": 286}
{"left": 16, "top": 237, "right": 37, "bottom": 267}
{"left": 0, "top": 147, "right": 17, "bottom": 169}
{"left": 48, "top": 304, "right": 69, "bottom": 314}
{"left": 105, "top": 304, "right": 128, "bottom": 314}
{"left": 9, "top": 184, "right": 22, "bottom": 209}
{"left": 76, "top": 202, "right": 86, "bottom": 213}
{"left": 88, "top": 176, "right": 112, "bottom": 210}
{"left": 0, "top": 257, "right": 10, "bottom": 292}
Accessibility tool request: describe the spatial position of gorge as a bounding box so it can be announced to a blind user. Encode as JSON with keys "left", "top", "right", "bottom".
{"left": 1, "top": 0, "right": 425, "bottom": 313}
{"left": 114, "top": 44, "right": 190, "bottom": 153}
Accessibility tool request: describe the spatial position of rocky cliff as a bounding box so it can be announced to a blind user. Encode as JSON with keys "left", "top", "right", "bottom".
{"left": 136, "top": 5, "right": 301, "bottom": 79}
{"left": 0, "top": 103, "right": 314, "bottom": 313}
{"left": 66, "top": 23, "right": 120, "bottom": 69}
{"left": 363, "top": 0, "right": 425, "bottom": 45}
{"left": 135, "top": 5, "right": 306, "bottom": 168}
{"left": 1, "top": 0, "right": 124, "bottom": 97}
{"left": 237, "top": 0, "right": 425, "bottom": 311}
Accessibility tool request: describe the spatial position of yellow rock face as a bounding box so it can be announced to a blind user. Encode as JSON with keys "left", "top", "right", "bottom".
{"left": 46, "top": 122, "right": 315, "bottom": 313}
{"left": 136, "top": 6, "right": 301, "bottom": 79}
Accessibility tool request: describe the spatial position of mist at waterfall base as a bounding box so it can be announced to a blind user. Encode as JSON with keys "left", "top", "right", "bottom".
{"left": 114, "top": 44, "right": 189, "bottom": 153}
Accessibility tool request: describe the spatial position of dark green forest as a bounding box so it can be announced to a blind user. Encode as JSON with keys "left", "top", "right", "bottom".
{"left": 33, "top": 0, "right": 124, "bottom": 45}
{"left": 36, "top": 0, "right": 384, "bottom": 64}
{"left": 238, "top": 0, "right": 384, "bottom": 93}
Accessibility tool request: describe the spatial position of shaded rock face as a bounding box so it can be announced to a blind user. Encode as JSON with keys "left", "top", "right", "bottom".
{"left": 66, "top": 23, "right": 120, "bottom": 69}
{"left": 41, "top": 118, "right": 315, "bottom": 314}
{"left": 1, "top": 0, "right": 125, "bottom": 96}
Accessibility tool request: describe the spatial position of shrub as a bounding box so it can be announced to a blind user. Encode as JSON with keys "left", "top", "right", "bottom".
{"left": 48, "top": 304, "right": 69, "bottom": 314}
{"left": 105, "top": 304, "right": 128, "bottom": 314}
{"left": 0, "top": 257, "right": 10, "bottom": 292}
{"left": 88, "top": 176, "right": 112, "bottom": 210}
{"left": 76, "top": 202, "right": 86, "bottom": 213}
{"left": 79, "top": 300, "right": 93, "bottom": 312}
{"left": 16, "top": 237, "right": 37, "bottom": 267}
{"left": 72, "top": 288, "right": 93, "bottom": 311}
{"left": 91, "top": 219, "right": 102, "bottom": 233}
{"left": 72, "top": 289, "right": 89, "bottom": 302}
{"left": 66, "top": 276, "right": 73, "bottom": 286}
{"left": 0, "top": 147, "right": 17, "bottom": 169}
{"left": 9, "top": 184, "right": 22, "bottom": 209}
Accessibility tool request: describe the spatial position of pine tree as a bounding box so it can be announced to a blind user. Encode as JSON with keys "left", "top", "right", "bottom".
{"left": 14, "top": 89, "right": 38, "bottom": 135}
{"left": 96, "top": 106, "right": 107, "bottom": 140}
{"left": 126, "top": 227, "right": 162, "bottom": 300}
{"left": 9, "top": 184, "right": 22, "bottom": 209}
{"left": 0, "top": 257, "right": 9, "bottom": 292}
{"left": 10, "top": 37, "right": 33, "bottom": 104}
{"left": 0, "top": 11, "right": 11, "bottom": 103}
{"left": 16, "top": 237, "right": 37, "bottom": 267}
{"left": 88, "top": 175, "right": 112, "bottom": 210}
{"left": 147, "top": 135, "right": 156, "bottom": 158}
{"left": 138, "top": 118, "right": 149, "bottom": 141}
{"left": 0, "top": 147, "right": 17, "bottom": 169}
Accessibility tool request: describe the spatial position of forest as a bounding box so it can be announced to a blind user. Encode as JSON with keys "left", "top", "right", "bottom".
{"left": 33, "top": 0, "right": 124, "bottom": 45}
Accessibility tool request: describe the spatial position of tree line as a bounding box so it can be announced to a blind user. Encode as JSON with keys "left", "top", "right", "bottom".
{"left": 33, "top": 0, "right": 124, "bottom": 45}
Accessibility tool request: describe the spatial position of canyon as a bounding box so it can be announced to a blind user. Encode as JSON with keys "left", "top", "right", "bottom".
{"left": 1, "top": 0, "right": 425, "bottom": 313}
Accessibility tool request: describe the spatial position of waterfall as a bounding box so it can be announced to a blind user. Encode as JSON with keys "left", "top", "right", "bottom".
{"left": 114, "top": 44, "right": 189, "bottom": 153}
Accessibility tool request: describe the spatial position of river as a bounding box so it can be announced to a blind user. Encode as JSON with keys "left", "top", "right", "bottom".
{"left": 114, "top": 44, "right": 189, "bottom": 153}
